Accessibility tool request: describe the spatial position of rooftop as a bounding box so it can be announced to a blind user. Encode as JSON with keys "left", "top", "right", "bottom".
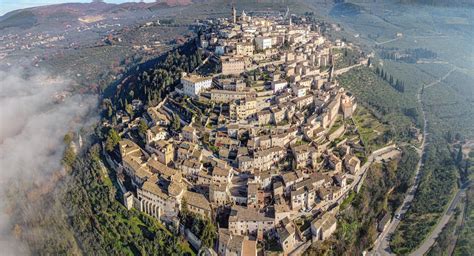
{"left": 229, "top": 205, "right": 273, "bottom": 222}
{"left": 184, "top": 191, "right": 211, "bottom": 211}
{"left": 181, "top": 73, "right": 212, "bottom": 83}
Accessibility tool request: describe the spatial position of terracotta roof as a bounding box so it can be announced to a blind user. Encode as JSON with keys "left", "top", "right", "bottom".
{"left": 241, "top": 239, "right": 257, "bottom": 256}
{"left": 312, "top": 212, "right": 337, "bottom": 231}
{"left": 184, "top": 191, "right": 211, "bottom": 211}
{"left": 213, "top": 166, "right": 231, "bottom": 177}
{"left": 168, "top": 181, "right": 184, "bottom": 197}
{"left": 142, "top": 180, "right": 169, "bottom": 199}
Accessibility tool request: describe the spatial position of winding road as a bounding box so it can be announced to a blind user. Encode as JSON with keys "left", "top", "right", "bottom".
{"left": 371, "top": 67, "right": 457, "bottom": 256}
{"left": 410, "top": 181, "right": 469, "bottom": 256}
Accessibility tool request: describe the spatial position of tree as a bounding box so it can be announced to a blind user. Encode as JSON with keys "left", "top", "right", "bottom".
{"left": 445, "top": 131, "right": 454, "bottom": 143}
{"left": 456, "top": 147, "right": 463, "bottom": 165}
{"left": 63, "top": 132, "right": 74, "bottom": 145}
{"left": 125, "top": 100, "right": 133, "bottom": 118}
{"left": 138, "top": 119, "right": 148, "bottom": 136}
{"left": 455, "top": 132, "right": 462, "bottom": 141}
{"left": 62, "top": 144, "right": 76, "bottom": 167}
{"left": 89, "top": 144, "right": 101, "bottom": 162}
{"left": 180, "top": 199, "right": 189, "bottom": 219}
{"left": 105, "top": 129, "right": 120, "bottom": 152}
{"left": 200, "top": 218, "right": 216, "bottom": 249}
{"left": 172, "top": 113, "right": 181, "bottom": 131}
{"left": 404, "top": 108, "right": 418, "bottom": 120}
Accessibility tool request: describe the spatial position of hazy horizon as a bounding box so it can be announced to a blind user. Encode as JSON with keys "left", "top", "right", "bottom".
{"left": 0, "top": 0, "right": 156, "bottom": 16}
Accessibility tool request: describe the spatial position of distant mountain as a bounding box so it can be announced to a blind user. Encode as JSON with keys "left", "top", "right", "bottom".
{"left": 0, "top": 1, "right": 194, "bottom": 30}
{"left": 0, "top": 10, "right": 38, "bottom": 30}
{"left": 396, "top": 0, "right": 474, "bottom": 7}
{"left": 344, "top": 0, "right": 474, "bottom": 8}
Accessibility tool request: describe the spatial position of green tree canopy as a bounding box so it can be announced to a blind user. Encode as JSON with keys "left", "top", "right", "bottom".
{"left": 105, "top": 128, "right": 120, "bottom": 152}
{"left": 138, "top": 119, "right": 148, "bottom": 136}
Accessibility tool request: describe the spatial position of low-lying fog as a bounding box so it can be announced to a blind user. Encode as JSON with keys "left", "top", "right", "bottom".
{"left": 0, "top": 68, "right": 97, "bottom": 255}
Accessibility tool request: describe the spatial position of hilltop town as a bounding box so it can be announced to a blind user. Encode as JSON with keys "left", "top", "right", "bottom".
{"left": 104, "top": 7, "right": 378, "bottom": 255}
{"left": 2, "top": 0, "right": 473, "bottom": 255}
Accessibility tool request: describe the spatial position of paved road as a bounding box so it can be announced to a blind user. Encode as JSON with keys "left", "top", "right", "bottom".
{"left": 410, "top": 182, "right": 470, "bottom": 256}
{"left": 446, "top": 188, "right": 467, "bottom": 256}
{"left": 371, "top": 67, "right": 456, "bottom": 256}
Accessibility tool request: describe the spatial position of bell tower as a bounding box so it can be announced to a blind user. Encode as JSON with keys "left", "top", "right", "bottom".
{"left": 232, "top": 4, "right": 236, "bottom": 23}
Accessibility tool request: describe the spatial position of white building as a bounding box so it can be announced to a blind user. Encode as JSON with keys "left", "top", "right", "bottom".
{"left": 228, "top": 205, "right": 275, "bottom": 237}
{"left": 146, "top": 126, "right": 168, "bottom": 144}
{"left": 292, "top": 85, "right": 307, "bottom": 98}
{"left": 272, "top": 80, "right": 288, "bottom": 94}
{"left": 137, "top": 177, "right": 185, "bottom": 221}
{"left": 181, "top": 73, "right": 213, "bottom": 97}
{"left": 255, "top": 37, "right": 272, "bottom": 50}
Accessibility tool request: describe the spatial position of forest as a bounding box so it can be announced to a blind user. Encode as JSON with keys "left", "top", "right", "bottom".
{"left": 107, "top": 37, "right": 204, "bottom": 115}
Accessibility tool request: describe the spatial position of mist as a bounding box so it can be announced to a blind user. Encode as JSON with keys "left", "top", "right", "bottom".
{"left": 0, "top": 68, "right": 97, "bottom": 255}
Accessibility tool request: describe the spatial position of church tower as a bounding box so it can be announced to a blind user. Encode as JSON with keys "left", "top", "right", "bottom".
{"left": 232, "top": 5, "right": 236, "bottom": 23}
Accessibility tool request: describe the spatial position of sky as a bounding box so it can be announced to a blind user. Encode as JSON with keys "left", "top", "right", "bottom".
{"left": 0, "top": 0, "right": 155, "bottom": 16}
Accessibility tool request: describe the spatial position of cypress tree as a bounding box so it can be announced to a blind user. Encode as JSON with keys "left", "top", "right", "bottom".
{"left": 456, "top": 147, "right": 463, "bottom": 165}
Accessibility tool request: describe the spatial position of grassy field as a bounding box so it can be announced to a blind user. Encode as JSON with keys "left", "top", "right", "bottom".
{"left": 352, "top": 106, "right": 389, "bottom": 152}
